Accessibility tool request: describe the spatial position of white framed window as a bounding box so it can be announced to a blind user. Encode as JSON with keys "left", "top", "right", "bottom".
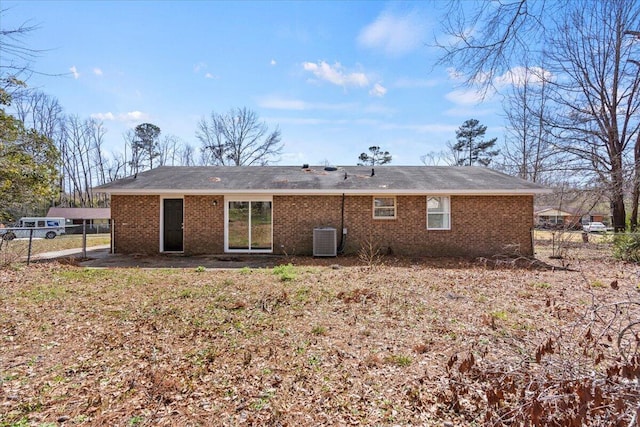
{"left": 373, "top": 196, "right": 396, "bottom": 219}
{"left": 427, "top": 196, "right": 450, "bottom": 230}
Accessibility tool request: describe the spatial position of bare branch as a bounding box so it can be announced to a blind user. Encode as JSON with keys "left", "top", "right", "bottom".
{"left": 196, "top": 107, "right": 283, "bottom": 166}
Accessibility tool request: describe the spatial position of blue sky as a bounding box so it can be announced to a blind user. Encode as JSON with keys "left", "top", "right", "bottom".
{"left": 2, "top": 1, "right": 507, "bottom": 166}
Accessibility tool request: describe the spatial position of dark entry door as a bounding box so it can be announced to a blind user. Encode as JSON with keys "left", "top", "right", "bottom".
{"left": 163, "top": 198, "right": 183, "bottom": 252}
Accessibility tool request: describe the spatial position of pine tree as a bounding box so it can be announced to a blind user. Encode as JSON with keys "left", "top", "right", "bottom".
{"left": 130, "top": 123, "right": 161, "bottom": 173}
{"left": 452, "top": 119, "right": 499, "bottom": 166}
{"left": 357, "top": 146, "right": 392, "bottom": 166}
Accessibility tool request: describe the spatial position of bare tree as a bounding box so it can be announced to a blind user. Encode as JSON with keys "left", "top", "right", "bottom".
{"left": 196, "top": 107, "right": 282, "bottom": 166}
{"left": 180, "top": 143, "right": 197, "bottom": 166}
{"left": 104, "top": 151, "right": 126, "bottom": 183}
{"left": 157, "top": 134, "right": 183, "bottom": 166}
{"left": 59, "top": 116, "right": 91, "bottom": 206}
{"left": 56, "top": 116, "right": 113, "bottom": 207}
{"left": 543, "top": 1, "right": 640, "bottom": 231}
{"left": 11, "top": 90, "right": 66, "bottom": 205}
{"left": 420, "top": 151, "right": 443, "bottom": 166}
{"left": 12, "top": 90, "right": 64, "bottom": 140}
{"left": 500, "top": 66, "right": 559, "bottom": 183}
{"left": 625, "top": 29, "right": 640, "bottom": 230}
{"left": 123, "top": 129, "right": 142, "bottom": 176}
{"left": 87, "top": 119, "right": 110, "bottom": 206}
{"left": 436, "top": 0, "right": 551, "bottom": 94}
{"left": 0, "top": 8, "right": 41, "bottom": 101}
{"left": 438, "top": 0, "right": 640, "bottom": 231}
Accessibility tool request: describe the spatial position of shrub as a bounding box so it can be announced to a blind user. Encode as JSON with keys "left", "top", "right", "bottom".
{"left": 272, "top": 263, "right": 297, "bottom": 281}
{"left": 358, "top": 237, "right": 383, "bottom": 266}
{"left": 386, "top": 354, "right": 412, "bottom": 367}
{"left": 612, "top": 233, "right": 640, "bottom": 263}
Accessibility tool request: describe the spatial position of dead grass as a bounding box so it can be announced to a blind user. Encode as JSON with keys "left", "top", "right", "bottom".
{"left": 533, "top": 229, "right": 611, "bottom": 244}
{"left": 1, "top": 241, "right": 638, "bottom": 425}
{"left": 2, "top": 233, "right": 110, "bottom": 253}
{"left": 0, "top": 234, "right": 110, "bottom": 266}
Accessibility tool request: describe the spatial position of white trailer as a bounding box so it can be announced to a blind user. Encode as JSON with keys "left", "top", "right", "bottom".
{"left": 1, "top": 217, "right": 66, "bottom": 240}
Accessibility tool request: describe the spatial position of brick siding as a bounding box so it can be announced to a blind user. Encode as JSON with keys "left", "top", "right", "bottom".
{"left": 110, "top": 194, "right": 534, "bottom": 257}
{"left": 111, "top": 195, "right": 160, "bottom": 254}
{"left": 273, "top": 195, "right": 533, "bottom": 257}
{"left": 183, "top": 195, "right": 225, "bottom": 255}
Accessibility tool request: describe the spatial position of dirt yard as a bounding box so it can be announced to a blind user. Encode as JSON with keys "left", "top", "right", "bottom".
{"left": 1, "top": 240, "right": 638, "bottom": 426}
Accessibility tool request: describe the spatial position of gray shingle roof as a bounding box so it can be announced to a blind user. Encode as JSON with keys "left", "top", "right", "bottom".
{"left": 46, "top": 207, "right": 111, "bottom": 220}
{"left": 94, "top": 166, "right": 549, "bottom": 195}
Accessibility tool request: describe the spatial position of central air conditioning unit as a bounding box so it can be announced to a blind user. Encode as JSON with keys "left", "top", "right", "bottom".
{"left": 313, "top": 227, "right": 337, "bottom": 257}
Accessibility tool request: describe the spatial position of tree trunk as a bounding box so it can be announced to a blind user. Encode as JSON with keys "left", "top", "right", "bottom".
{"left": 632, "top": 134, "right": 640, "bottom": 231}
{"left": 611, "top": 152, "right": 626, "bottom": 232}
{"left": 612, "top": 195, "right": 626, "bottom": 232}
{"left": 631, "top": 185, "right": 639, "bottom": 232}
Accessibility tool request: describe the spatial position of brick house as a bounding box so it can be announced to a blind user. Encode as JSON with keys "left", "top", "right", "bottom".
{"left": 534, "top": 208, "right": 583, "bottom": 229}
{"left": 95, "top": 165, "right": 549, "bottom": 257}
{"left": 534, "top": 207, "right": 611, "bottom": 229}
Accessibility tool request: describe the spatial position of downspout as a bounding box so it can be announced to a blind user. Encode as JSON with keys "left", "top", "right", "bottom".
{"left": 337, "top": 193, "right": 346, "bottom": 254}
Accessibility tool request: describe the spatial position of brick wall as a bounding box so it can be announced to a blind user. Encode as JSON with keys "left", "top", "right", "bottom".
{"left": 273, "top": 195, "right": 534, "bottom": 257}
{"left": 273, "top": 195, "right": 343, "bottom": 256}
{"left": 111, "top": 195, "right": 160, "bottom": 254}
{"left": 111, "top": 193, "right": 534, "bottom": 257}
{"left": 183, "top": 195, "right": 225, "bottom": 255}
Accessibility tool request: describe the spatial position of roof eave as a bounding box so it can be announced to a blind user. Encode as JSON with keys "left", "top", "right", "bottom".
{"left": 96, "top": 188, "right": 551, "bottom": 196}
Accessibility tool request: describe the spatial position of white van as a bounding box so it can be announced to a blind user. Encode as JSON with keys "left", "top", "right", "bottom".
{"left": 1, "top": 217, "right": 66, "bottom": 240}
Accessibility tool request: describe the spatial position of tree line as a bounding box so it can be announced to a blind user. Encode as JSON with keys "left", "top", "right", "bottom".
{"left": 0, "top": 81, "right": 286, "bottom": 220}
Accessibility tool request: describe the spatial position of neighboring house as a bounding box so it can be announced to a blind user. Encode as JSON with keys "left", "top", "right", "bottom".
{"left": 94, "top": 166, "right": 549, "bottom": 257}
{"left": 534, "top": 208, "right": 582, "bottom": 229}
{"left": 534, "top": 207, "right": 612, "bottom": 229}
{"left": 581, "top": 212, "right": 610, "bottom": 225}
{"left": 46, "top": 207, "right": 111, "bottom": 234}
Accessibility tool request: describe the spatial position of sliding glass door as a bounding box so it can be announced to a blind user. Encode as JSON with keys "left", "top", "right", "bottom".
{"left": 226, "top": 199, "right": 272, "bottom": 252}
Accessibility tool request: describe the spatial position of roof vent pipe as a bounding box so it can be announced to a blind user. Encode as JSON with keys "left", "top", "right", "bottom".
{"left": 371, "top": 168, "right": 375, "bottom": 177}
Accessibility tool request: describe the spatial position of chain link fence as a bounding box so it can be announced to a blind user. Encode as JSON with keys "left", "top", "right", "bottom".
{"left": 0, "top": 221, "right": 111, "bottom": 267}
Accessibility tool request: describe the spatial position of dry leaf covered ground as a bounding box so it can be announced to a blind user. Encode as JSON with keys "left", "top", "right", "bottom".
{"left": 1, "top": 239, "right": 638, "bottom": 426}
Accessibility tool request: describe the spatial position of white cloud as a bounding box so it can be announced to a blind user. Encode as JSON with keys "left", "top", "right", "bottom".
{"left": 70, "top": 66, "right": 80, "bottom": 79}
{"left": 445, "top": 89, "right": 487, "bottom": 106}
{"left": 93, "top": 67, "right": 103, "bottom": 76}
{"left": 90, "top": 111, "right": 150, "bottom": 122}
{"left": 357, "top": 10, "right": 427, "bottom": 56}
{"left": 270, "top": 59, "right": 277, "bottom": 66}
{"left": 125, "top": 111, "right": 148, "bottom": 121}
{"left": 494, "top": 66, "right": 552, "bottom": 87}
{"left": 302, "top": 61, "right": 369, "bottom": 87}
{"left": 369, "top": 83, "right": 387, "bottom": 97}
{"left": 91, "top": 112, "right": 114, "bottom": 121}
{"left": 193, "top": 62, "right": 218, "bottom": 79}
